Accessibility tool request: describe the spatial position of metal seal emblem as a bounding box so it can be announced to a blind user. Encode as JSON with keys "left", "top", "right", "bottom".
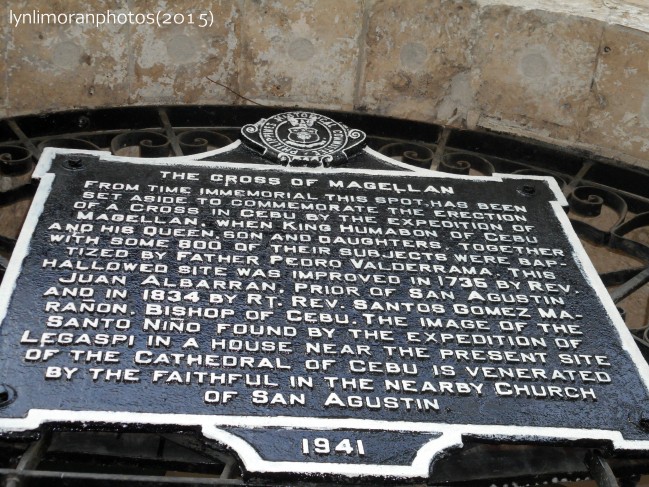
{"left": 241, "top": 111, "right": 366, "bottom": 167}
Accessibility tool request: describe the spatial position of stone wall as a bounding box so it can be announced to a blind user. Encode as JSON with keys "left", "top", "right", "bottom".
{"left": 2, "top": 0, "right": 649, "bottom": 168}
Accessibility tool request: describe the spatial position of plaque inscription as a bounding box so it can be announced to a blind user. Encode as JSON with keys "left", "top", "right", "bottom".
{"left": 0, "top": 141, "right": 649, "bottom": 479}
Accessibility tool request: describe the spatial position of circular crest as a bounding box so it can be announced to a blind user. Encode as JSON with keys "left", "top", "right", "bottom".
{"left": 241, "top": 111, "right": 366, "bottom": 167}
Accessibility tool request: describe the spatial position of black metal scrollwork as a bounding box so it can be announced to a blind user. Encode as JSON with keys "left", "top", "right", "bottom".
{"left": 611, "top": 213, "right": 649, "bottom": 263}
{"left": 110, "top": 131, "right": 171, "bottom": 157}
{"left": 568, "top": 186, "right": 627, "bottom": 245}
{"left": 0, "top": 145, "right": 33, "bottom": 175}
{"left": 377, "top": 142, "right": 434, "bottom": 169}
{"left": 178, "top": 130, "right": 232, "bottom": 155}
{"left": 439, "top": 152, "right": 495, "bottom": 176}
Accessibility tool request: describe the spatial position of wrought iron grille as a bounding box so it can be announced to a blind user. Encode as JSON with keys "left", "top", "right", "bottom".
{"left": 0, "top": 105, "right": 648, "bottom": 486}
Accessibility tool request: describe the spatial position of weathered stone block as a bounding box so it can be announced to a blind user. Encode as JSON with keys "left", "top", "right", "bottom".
{"left": 473, "top": 6, "right": 601, "bottom": 140}
{"left": 580, "top": 25, "right": 649, "bottom": 162}
{"left": 240, "top": 0, "right": 363, "bottom": 108}
{"left": 130, "top": 0, "right": 241, "bottom": 105}
{"left": 6, "top": 0, "right": 129, "bottom": 115}
{"left": 357, "top": 0, "right": 477, "bottom": 123}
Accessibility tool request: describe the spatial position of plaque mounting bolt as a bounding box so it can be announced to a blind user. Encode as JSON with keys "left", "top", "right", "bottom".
{"left": 519, "top": 185, "right": 536, "bottom": 196}
{"left": 0, "top": 384, "right": 16, "bottom": 408}
{"left": 68, "top": 157, "right": 82, "bottom": 169}
{"left": 63, "top": 156, "right": 87, "bottom": 171}
{"left": 638, "top": 413, "right": 649, "bottom": 432}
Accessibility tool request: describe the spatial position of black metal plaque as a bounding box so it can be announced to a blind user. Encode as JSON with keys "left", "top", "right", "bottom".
{"left": 1, "top": 118, "right": 649, "bottom": 480}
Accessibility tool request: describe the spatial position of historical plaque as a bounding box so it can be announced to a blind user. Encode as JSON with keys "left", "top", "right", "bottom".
{"left": 1, "top": 112, "right": 649, "bottom": 480}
